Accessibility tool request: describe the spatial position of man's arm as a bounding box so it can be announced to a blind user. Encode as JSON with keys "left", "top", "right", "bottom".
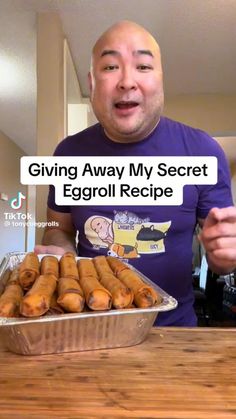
{"left": 198, "top": 206, "right": 236, "bottom": 275}
{"left": 34, "top": 208, "right": 77, "bottom": 255}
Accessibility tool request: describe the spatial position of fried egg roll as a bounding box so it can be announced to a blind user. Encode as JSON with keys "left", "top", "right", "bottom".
{"left": 47, "top": 292, "right": 64, "bottom": 315}
{"left": 106, "top": 256, "right": 129, "bottom": 276}
{"left": 57, "top": 277, "right": 85, "bottom": 312}
{"left": 20, "top": 274, "right": 57, "bottom": 317}
{"left": 60, "top": 252, "right": 79, "bottom": 279}
{"left": 77, "top": 258, "right": 99, "bottom": 279}
{"left": 98, "top": 273, "right": 133, "bottom": 309}
{"left": 41, "top": 255, "right": 59, "bottom": 278}
{"left": 19, "top": 252, "right": 40, "bottom": 290}
{"left": 79, "top": 275, "right": 112, "bottom": 311}
{"left": 7, "top": 268, "right": 20, "bottom": 286}
{"left": 0, "top": 283, "right": 23, "bottom": 317}
{"left": 117, "top": 270, "right": 162, "bottom": 308}
{"left": 93, "top": 256, "right": 113, "bottom": 277}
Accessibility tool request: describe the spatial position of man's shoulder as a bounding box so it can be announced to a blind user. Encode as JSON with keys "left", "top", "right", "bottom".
{"left": 162, "top": 116, "right": 209, "bottom": 137}
{"left": 54, "top": 123, "right": 101, "bottom": 155}
{"left": 159, "top": 116, "right": 226, "bottom": 158}
{"left": 162, "top": 116, "right": 219, "bottom": 147}
{"left": 63, "top": 123, "right": 101, "bottom": 143}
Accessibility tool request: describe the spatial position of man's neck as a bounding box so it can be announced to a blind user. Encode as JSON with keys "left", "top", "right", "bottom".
{"left": 103, "top": 118, "right": 161, "bottom": 144}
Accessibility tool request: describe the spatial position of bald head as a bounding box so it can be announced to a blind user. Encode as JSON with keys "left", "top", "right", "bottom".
{"left": 91, "top": 20, "right": 161, "bottom": 71}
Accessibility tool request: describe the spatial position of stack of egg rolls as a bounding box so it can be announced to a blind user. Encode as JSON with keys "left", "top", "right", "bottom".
{"left": 0, "top": 252, "right": 161, "bottom": 318}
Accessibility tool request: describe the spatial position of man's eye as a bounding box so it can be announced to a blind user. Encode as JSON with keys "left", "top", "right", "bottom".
{"left": 104, "top": 65, "right": 118, "bottom": 71}
{"left": 137, "top": 65, "right": 152, "bottom": 71}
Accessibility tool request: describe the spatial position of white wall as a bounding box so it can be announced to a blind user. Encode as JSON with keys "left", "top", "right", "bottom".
{"left": 0, "top": 131, "right": 27, "bottom": 260}
{"left": 67, "top": 104, "right": 89, "bottom": 135}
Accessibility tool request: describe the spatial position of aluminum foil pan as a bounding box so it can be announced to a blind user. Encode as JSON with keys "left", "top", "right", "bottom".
{"left": 0, "top": 252, "right": 177, "bottom": 355}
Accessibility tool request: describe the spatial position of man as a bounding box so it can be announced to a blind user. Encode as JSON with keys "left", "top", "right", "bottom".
{"left": 35, "top": 20, "right": 236, "bottom": 326}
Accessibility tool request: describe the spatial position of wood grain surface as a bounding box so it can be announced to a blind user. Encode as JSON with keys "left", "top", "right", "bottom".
{"left": 0, "top": 327, "right": 236, "bottom": 419}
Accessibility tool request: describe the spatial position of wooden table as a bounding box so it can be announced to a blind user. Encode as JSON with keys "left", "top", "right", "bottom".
{"left": 0, "top": 327, "right": 236, "bottom": 419}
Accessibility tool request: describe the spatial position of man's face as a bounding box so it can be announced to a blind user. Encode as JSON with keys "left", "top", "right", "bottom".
{"left": 89, "top": 25, "right": 164, "bottom": 143}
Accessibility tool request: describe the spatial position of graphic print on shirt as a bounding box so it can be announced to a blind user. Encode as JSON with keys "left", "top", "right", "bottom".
{"left": 84, "top": 210, "right": 171, "bottom": 259}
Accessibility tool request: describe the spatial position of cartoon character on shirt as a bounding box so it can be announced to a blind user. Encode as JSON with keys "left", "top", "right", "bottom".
{"left": 90, "top": 216, "right": 113, "bottom": 245}
{"left": 84, "top": 211, "right": 171, "bottom": 258}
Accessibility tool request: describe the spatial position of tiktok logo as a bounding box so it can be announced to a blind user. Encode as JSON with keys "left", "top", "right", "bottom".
{"left": 10, "top": 192, "right": 26, "bottom": 210}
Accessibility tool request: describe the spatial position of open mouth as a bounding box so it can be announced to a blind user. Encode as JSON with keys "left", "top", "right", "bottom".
{"left": 114, "top": 101, "right": 139, "bottom": 110}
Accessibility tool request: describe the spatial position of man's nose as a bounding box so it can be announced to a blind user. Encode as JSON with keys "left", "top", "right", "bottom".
{"left": 117, "top": 69, "right": 137, "bottom": 91}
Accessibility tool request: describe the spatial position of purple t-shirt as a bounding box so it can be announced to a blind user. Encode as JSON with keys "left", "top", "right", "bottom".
{"left": 48, "top": 117, "right": 233, "bottom": 326}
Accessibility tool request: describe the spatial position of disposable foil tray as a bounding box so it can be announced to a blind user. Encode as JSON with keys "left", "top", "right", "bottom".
{"left": 0, "top": 252, "right": 177, "bottom": 355}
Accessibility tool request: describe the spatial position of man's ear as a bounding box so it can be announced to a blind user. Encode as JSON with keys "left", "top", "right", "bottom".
{"left": 88, "top": 72, "right": 93, "bottom": 96}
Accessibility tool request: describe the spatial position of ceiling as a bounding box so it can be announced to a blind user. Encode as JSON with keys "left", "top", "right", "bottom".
{"left": 0, "top": 0, "right": 236, "bottom": 156}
